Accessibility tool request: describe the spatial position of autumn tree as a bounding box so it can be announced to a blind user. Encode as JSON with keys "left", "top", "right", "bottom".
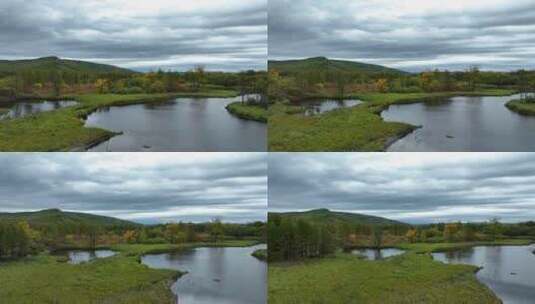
{"left": 405, "top": 228, "right": 418, "bottom": 243}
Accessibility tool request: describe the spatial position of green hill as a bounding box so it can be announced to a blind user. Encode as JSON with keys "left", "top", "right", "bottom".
{"left": 268, "top": 57, "right": 407, "bottom": 75}
{"left": 270, "top": 208, "right": 408, "bottom": 226}
{"left": 0, "top": 208, "right": 139, "bottom": 228}
{"left": 0, "top": 56, "right": 135, "bottom": 75}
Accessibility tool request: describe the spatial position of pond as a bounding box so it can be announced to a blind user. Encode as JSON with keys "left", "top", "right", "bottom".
{"left": 0, "top": 100, "right": 78, "bottom": 120}
{"left": 352, "top": 248, "right": 405, "bottom": 260}
{"left": 60, "top": 249, "right": 117, "bottom": 264}
{"left": 432, "top": 245, "right": 535, "bottom": 304}
{"left": 381, "top": 94, "right": 535, "bottom": 151}
{"left": 84, "top": 96, "right": 266, "bottom": 152}
{"left": 296, "top": 99, "right": 362, "bottom": 116}
{"left": 141, "top": 245, "right": 266, "bottom": 304}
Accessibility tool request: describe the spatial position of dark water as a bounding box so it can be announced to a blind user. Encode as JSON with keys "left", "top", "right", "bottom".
{"left": 64, "top": 250, "right": 116, "bottom": 264}
{"left": 0, "top": 100, "right": 78, "bottom": 120}
{"left": 432, "top": 245, "right": 535, "bottom": 304}
{"left": 382, "top": 94, "right": 535, "bottom": 151}
{"left": 85, "top": 96, "right": 266, "bottom": 152}
{"left": 141, "top": 245, "right": 266, "bottom": 304}
{"left": 296, "top": 99, "right": 362, "bottom": 116}
{"left": 352, "top": 248, "right": 405, "bottom": 260}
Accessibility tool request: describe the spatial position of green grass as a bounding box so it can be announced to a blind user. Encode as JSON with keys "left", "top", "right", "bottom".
{"left": 268, "top": 89, "right": 515, "bottom": 151}
{"left": 0, "top": 240, "right": 259, "bottom": 304}
{"left": 226, "top": 102, "right": 267, "bottom": 122}
{"left": 0, "top": 249, "right": 178, "bottom": 304}
{"left": 0, "top": 89, "right": 237, "bottom": 151}
{"left": 269, "top": 253, "right": 500, "bottom": 304}
{"left": 505, "top": 99, "right": 535, "bottom": 116}
{"left": 252, "top": 249, "right": 267, "bottom": 261}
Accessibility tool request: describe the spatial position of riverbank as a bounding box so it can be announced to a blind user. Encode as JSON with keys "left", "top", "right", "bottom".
{"left": 252, "top": 248, "right": 267, "bottom": 260}
{"left": 226, "top": 102, "right": 268, "bottom": 122}
{"left": 505, "top": 99, "right": 535, "bottom": 116}
{"left": 268, "top": 89, "right": 515, "bottom": 151}
{"left": 0, "top": 240, "right": 259, "bottom": 304}
{"left": 0, "top": 89, "right": 238, "bottom": 151}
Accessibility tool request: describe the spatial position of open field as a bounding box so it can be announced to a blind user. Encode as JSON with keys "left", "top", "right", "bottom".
{"left": 269, "top": 239, "right": 532, "bottom": 304}
{"left": 0, "top": 89, "right": 238, "bottom": 151}
{"left": 268, "top": 89, "right": 515, "bottom": 151}
{"left": 0, "top": 240, "right": 258, "bottom": 304}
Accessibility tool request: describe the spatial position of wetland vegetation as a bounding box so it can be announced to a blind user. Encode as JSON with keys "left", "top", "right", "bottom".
{"left": 268, "top": 209, "right": 535, "bottom": 303}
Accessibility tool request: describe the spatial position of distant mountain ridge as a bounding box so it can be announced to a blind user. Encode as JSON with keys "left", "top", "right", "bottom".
{"left": 268, "top": 57, "right": 407, "bottom": 75}
{"left": 0, "top": 208, "right": 139, "bottom": 227}
{"left": 0, "top": 56, "right": 135, "bottom": 74}
{"left": 269, "top": 208, "right": 408, "bottom": 226}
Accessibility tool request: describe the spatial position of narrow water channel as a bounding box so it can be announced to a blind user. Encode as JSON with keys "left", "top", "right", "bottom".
{"left": 295, "top": 99, "right": 362, "bottom": 116}
{"left": 0, "top": 100, "right": 78, "bottom": 120}
{"left": 352, "top": 248, "right": 405, "bottom": 260}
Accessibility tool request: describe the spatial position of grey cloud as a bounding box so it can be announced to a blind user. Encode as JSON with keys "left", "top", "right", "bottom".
{"left": 269, "top": 153, "right": 535, "bottom": 224}
{"left": 268, "top": 0, "right": 535, "bottom": 71}
{"left": 0, "top": 0, "right": 267, "bottom": 71}
{"left": 0, "top": 153, "right": 267, "bottom": 224}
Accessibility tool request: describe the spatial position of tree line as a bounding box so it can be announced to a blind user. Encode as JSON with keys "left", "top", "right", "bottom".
{"left": 269, "top": 66, "right": 535, "bottom": 101}
{"left": 0, "top": 218, "right": 265, "bottom": 260}
{"left": 268, "top": 215, "right": 535, "bottom": 263}
{"left": 1, "top": 65, "right": 267, "bottom": 99}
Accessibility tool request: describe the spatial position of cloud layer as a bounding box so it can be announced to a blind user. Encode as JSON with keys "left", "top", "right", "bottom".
{"left": 0, "top": 153, "right": 267, "bottom": 223}
{"left": 269, "top": 153, "right": 535, "bottom": 224}
{"left": 269, "top": 0, "right": 535, "bottom": 72}
{"left": 0, "top": 0, "right": 267, "bottom": 71}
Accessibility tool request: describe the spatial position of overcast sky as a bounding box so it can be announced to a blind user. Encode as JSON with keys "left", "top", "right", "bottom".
{"left": 0, "top": 153, "right": 267, "bottom": 224}
{"left": 0, "top": 0, "right": 267, "bottom": 71}
{"left": 269, "top": 153, "right": 535, "bottom": 224}
{"left": 269, "top": 0, "right": 535, "bottom": 72}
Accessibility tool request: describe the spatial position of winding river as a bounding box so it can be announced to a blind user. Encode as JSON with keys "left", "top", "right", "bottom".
{"left": 84, "top": 96, "right": 266, "bottom": 152}
{"left": 432, "top": 245, "right": 535, "bottom": 304}
{"left": 141, "top": 245, "right": 266, "bottom": 304}
{"left": 382, "top": 94, "right": 535, "bottom": 151}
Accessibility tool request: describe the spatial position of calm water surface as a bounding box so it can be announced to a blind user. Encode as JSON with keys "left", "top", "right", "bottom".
{"left": 85, "top": 96, "right": 266, "bottom": 152}
{"left": 296, "top": 99, "right": 362, "bottom": 116}
{"left": 352, "top": 248, "right": 405, "bottom": 260}
{"left": 432, "top": 245, "right": 535, "bottom": 304}
{"left": 63, "top": 249, "right": 116, "bottom": 264}
{"left": 382, "top": 94, "right": 535, "bottom": 151}
{"left": 141, "top": 245, "right": 266, "bottom": 304}
{"left": 0, "top": 100, "right": 77, "bottom": 120}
